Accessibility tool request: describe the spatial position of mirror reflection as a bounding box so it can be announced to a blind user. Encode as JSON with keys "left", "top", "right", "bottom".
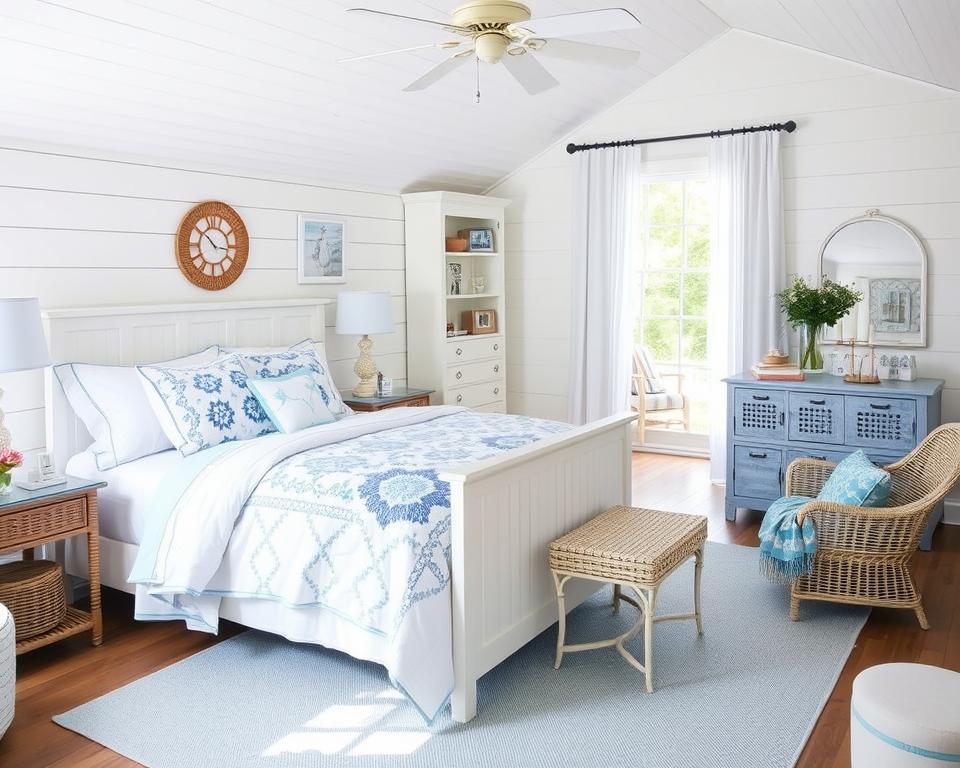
{"left": 820, "top": 213, "right": 926, "bottom": 348}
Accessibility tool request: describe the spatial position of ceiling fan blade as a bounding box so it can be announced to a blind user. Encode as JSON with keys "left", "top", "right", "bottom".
{"left": 511, "top": 8, "right": 641, "bottom": 38}
{"left": 534, "top": 39, "right": 639, "bottom": 69}
{"left": 403, "top": 54, "right": 471, "bottom": 92}
{"left": 501, "top": 52, "right": 559, "bottom": 96}
{"left": 346, "top": 8, "right": 470, "bottom": 34}
{"left": 339, "top": 42, "right": 462, "bottom": 64}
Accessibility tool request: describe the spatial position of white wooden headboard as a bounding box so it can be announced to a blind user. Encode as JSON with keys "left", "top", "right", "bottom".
{"left": 43, "top": 299, "right": 329, "bottom": 470}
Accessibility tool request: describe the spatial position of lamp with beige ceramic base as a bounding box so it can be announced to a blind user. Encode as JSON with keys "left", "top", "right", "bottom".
{"left": 0, "top": 298, "right": 52, "bottom": 494}
{"left": 335, "top": 290, "right": 395, "bottom": 398}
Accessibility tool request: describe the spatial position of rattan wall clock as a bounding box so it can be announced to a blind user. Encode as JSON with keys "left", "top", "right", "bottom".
{"left": 176, "top": 201, "right": 249, "bottom": 290}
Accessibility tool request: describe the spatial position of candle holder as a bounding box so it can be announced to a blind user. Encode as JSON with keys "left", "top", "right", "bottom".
{"left": 840, "top": 337, "right": 880, "bottom": 384}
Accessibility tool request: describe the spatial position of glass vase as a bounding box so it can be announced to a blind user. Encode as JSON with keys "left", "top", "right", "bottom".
{"left": 0, "top": 471, "right": 11, "bottom": 496}
{"left": 799, "top": 323, "right": 824, "bottom": 373}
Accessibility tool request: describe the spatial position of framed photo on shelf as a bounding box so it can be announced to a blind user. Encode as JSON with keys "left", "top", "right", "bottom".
{"left": 459, "top": 227, "right": 495, "bottom": 253}
{"left": 461, "top": 308, "right": 497, "bottom": 335}
{"left": 298, "top": 215, "right": 346, "bottom": 284}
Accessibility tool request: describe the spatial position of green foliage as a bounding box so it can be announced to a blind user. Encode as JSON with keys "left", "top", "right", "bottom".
{"left": 683, "top": 272, "right": 709, "bottom": 316}
{"left": 686, "top": 225, "right": 710, "bottom": 268}
{"left": 682, "top": 320, "right": 708, "bottom": 362}
{"left": 644, "top": 272, "right": 680, "bottom": 316}
{"left": 776, "top": 275, "right": 862, "bottom": 330}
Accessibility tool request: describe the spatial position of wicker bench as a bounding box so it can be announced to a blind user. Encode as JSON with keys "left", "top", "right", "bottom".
{"left": 548, "top": 506, "right": 707, "bottom": 693}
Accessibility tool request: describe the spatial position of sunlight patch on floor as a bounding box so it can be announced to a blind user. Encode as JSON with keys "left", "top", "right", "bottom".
{"left": 305, "top": 703, "right": 394, "bottom": 729}
{"left": 262, "top": 731, "right": 359, "bottom": 757}
{"left": 348, "top": 731, "right": 433, "bottom": 756}
{"left": 261, "top": 692, "right": 432, "bottom": 758}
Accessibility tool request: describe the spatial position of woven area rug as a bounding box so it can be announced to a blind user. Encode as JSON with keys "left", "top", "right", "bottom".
{"left": 55, "top": 542, "right": 867, "bottom": 768}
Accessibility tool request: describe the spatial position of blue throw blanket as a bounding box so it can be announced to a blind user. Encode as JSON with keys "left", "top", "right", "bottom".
{"left": 758, "top": 496, "right": 816, "bottom": 582}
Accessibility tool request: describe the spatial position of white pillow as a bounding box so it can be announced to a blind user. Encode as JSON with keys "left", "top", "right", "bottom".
{"left": 223, "top": 339, "right": 351, "bottom": 417}
{"left": 247, "top": 368, "right": 336, "bottom": 433}
{"left": 54, "top": 346, "right": 220, "bottom": 470}
{"left": 137, "top": 353, "right": 276, "bottom": 456}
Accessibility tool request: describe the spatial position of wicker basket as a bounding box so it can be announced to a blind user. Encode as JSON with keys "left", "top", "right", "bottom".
{"left": 0, "top": 560, "right": 66, "bottom": 641}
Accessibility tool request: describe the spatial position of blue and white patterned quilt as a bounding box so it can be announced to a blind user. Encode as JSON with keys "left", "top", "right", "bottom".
{"left": 129, "top": 406, "right": 569, "bottom": 721}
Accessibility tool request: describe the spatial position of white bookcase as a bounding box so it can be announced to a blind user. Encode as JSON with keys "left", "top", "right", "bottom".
{"left": 402, "top": 191, "right": 510, "bottom": 412}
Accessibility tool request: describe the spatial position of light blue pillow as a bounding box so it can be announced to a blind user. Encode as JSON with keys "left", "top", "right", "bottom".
{"left": 238, "top": 346, "right": 350, "bottom": 418}
{"left": 817, "top": 450, "right": 891, "bottom": 507}
{"left": 247, "top": 368, "right": 336, "bottom": 434}
{"left": 137, "top": 353, "right": 275, "bottom": 456}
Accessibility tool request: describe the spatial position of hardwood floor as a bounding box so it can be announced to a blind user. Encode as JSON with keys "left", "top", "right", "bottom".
{"left": 1, "top": 452, "right": 957, "bottom": 767}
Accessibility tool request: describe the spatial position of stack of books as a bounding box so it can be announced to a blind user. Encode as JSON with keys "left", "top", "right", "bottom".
{"left": 750, "top": 361, "right": 805, "bottom": 381}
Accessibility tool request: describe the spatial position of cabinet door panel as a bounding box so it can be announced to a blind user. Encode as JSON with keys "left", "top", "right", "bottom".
{"left": 733, "top": 388, "right": 786, "bottom": 441}
{"left": 733, "top": 445, "right": 783, "bottom": 500}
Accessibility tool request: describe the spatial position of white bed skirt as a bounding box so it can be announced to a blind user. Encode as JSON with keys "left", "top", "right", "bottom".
{"left": 67, "top": 536, "right": 391, "bottom": 666}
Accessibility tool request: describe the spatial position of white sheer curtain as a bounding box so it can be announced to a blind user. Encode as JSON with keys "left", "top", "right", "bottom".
{"left": 708, "top": 131, "right": 786, "bottom": 482}
{"left": 568, "top": 146, "right": 642, "bottom": 425}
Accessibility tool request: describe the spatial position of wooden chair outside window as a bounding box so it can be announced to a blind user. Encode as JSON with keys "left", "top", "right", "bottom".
{"left": 631, "top": 346, "right": 691, "bottom": 444}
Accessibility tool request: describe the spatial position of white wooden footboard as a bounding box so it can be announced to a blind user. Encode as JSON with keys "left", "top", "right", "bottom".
{"left": 441, "top": 412, "right": 636, "bottom": 722}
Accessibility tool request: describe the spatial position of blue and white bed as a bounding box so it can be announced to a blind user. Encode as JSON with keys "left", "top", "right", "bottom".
{"left": 48, "top": 300, "right": 635, "bottom": 722}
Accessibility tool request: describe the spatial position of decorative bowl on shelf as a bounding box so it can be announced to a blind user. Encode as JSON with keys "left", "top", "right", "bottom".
{"left": 445, "top": 237, "right": 468, "bottom": 252}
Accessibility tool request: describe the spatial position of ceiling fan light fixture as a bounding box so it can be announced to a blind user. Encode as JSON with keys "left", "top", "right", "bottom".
{"left": 475, "top": 32, "right": 509, "bottom": 63}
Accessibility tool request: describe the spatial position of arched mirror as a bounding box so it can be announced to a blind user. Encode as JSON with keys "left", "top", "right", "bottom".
{"left": 820, "top": 209, "right": 927, "bottom": 348}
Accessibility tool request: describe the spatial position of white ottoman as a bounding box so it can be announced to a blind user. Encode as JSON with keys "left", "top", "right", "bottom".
{"left": 0, "top": 603, "right": 13, "bottom": 739}
{"left": 852, "top": 663, "right": 960, "bottom": 767}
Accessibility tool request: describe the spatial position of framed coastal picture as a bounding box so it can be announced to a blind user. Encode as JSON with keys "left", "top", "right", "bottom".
{"left": 298, "top": 215, "right": 346, "bottom": 284}
{"left": 868, "top": 277, "right": 920, "bottom": 334}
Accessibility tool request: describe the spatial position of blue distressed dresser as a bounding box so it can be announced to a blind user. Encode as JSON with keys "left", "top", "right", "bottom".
{"left": 723, "top": 373, "right": 944, "bottom": 550}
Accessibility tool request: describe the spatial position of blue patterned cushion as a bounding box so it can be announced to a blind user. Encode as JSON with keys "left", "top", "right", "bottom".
{"left": 137, "top": 354, "right": 275, "bottom": 456}
{"left": 817, "top": 450, "right": 891, "bottom": 507}
{"left": 246, "top": 368, "right": 336, "bottom": 434}
{"left": 237, "top": 345, "right": 350, "bottom": 418}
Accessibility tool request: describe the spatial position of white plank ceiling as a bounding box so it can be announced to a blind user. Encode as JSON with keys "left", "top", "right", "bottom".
{"left": 0, "top": 0, "right": 726, "bottom": 192}
{"left": 0, "top": 1, "right": 957, "bottom": 193}
{"left": 700, "top": 0, "right": 960, "bottom": 93}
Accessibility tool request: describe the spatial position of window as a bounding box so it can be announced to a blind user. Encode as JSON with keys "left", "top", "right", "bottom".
{"left": 632, "top": 178, "right": 712, "bottom": 440}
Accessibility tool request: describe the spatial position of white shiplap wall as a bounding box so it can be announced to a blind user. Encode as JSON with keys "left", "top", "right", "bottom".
{"left": 489, "top": 30, "right": 960, "bottom": 512}
{"left": 0, "top": 145, "right": 407, "bottom": 458}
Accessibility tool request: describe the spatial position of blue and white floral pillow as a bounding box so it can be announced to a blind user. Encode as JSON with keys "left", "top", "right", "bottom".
{"left": 246, "top": 368, "right": 336, "bottom": 434}
{"left": 137, "top": 354, "right": 275, "bottom": 456}
{"left": 818, "top": 450, "right": 891, "bottom": 507}
{"left": 237, "top": 345, "right": 351, "bottom": 418}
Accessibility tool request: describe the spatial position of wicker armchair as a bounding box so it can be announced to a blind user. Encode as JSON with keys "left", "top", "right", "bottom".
{"left": 785, "top": 423, "right": 960, "bottom": 629}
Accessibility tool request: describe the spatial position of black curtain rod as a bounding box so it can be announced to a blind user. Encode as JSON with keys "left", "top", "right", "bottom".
{"left": 565, "top": 120, "right": 797, "bottom": 155}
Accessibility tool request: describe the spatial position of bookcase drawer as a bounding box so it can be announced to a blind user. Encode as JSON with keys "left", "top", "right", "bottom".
{"left": 448, "top": 381, "right": 504, "bottom": 409}
{"left": 446, "top": 359, "right": 503, "bottom": 389}
{"left": 446, "top": 337, "right": 503, "bottom": 365}
{"left": 733, "top": 388, "right": 786, "bottom": 441}
{"left": 733, "top": 446, "right": 783, "bottom": 500}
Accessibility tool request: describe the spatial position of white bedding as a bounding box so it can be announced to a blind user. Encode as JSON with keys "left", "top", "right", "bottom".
{"left": 66, "top": 449, "right": 183, "bottom": 544}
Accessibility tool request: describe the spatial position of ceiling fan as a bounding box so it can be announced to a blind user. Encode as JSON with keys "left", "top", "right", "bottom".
{"left": 340, "top": 2, "right": 642, "bottom": 97}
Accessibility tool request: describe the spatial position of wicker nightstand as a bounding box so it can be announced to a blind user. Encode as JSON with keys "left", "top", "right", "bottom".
{"left": 343, "top": 387, "right": 434, "bottom": 412}
{"left": 0, "top": 477, "right": 106, "bottom": 654}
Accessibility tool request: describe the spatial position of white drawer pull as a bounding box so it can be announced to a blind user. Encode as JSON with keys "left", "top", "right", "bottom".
{"left": 456, "top": 347, "right": 463, "bottom": 356}
{"left": 493, "top": 364, "right": 500, "bottom": 373}
{"left": 456, "top": 394, "right": 463, "bottom": 404}
{"left": 456, "top": 370, "right": 463, "bottom": 380}
{"left": 493, "top": 343, "right": 499, "bottom": 351}
{"left": 494, "top": 387, "right": 500, "bottom": 395}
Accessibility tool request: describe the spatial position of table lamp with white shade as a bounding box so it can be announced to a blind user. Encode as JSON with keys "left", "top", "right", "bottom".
{"left": 335, "top": 290, "right": 395, "bottom": 397}
{"left": 0, "top": 298, "right": 51, "bottom": 451}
